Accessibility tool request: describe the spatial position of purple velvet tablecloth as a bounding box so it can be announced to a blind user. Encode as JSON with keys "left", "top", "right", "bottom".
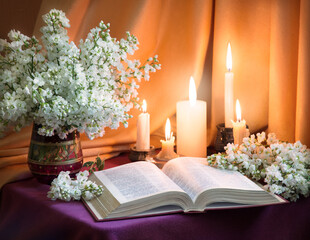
{"left": 1, "top": 154, "right": 310, "bottom": 240}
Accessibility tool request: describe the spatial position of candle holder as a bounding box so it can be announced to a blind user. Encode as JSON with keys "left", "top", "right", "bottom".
{"left": 155, "top": 149, "right": 178, "bottom": 162}
{"left": 215, "top": 123, "right": 250, "bottom": 152}
{"left": 129, "top": 145, "right": 156, "bottom": 162}
{"left": 145, "top": 150, "right": 179, "bottom": 169}
{"left": 214, "top": 123, "right": 234, "bottom": 152}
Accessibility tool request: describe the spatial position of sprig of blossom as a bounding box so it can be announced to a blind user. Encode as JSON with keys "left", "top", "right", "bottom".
{"left": 207, "top": 132, "right": 310, "bottom": 201}
{"left": 0, "top": 9, "right": 160, "bottom": 139}
{"left": 47, "top": 170, "right": 103, "bottom": 201}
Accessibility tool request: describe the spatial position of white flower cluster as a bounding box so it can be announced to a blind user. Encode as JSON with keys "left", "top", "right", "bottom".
{"left": 208, "top": 132, "right": 310, "bottom": 201}
{"left": 47, "top": 170, "right": 103, "bottom": 201}
{"left": 0, "top": 9, "right": 160, "bottom": 139}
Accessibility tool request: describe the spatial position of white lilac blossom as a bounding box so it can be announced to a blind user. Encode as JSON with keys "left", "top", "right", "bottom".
{"left": 47, "top": 170, "right": 103, "bottom": 201}
{"left": 207, "top": 132, "right": 310, "bottom": 201}
{"left": 0, "top": 9, "right": 160, "bottom": 139}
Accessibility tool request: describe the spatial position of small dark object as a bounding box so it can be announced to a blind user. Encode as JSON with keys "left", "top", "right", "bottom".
{"left": 214, "top": 123, "right": 234, "bottom": 152}
{"left": 129, "top": 145, "right": 156, "bottom": 162}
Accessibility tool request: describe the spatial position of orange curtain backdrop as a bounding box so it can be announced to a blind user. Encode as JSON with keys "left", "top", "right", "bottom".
{"left": 0, "top": 0, "right": 309, "bottom": 187}
{"left": 211, "top": 0, "right": 310, "bottom": 146}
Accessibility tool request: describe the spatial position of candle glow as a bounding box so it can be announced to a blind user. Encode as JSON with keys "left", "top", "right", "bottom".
{"left": 236, "top": 99, "right": 241, "bottom": 121}
{"left": 165, "top": 118, "right": 172, "bottom": 141}
{"left": 142, "top": 99, "right": 147, "bottom": 113}
{"left": 225, "top": 42, "right": 234, "bottom": 128}
{"left": 189, "top": 76, "right": 197, "bottom": 107}
{"left": 226, "top": 42, "right": 232, "bottom": 71}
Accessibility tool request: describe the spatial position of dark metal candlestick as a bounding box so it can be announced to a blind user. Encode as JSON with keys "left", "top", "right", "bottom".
{"left": 214, "top": 123, "right": 234, "bottom": 152}
{"left": 215, "top": 123, "right": 250, "bottom": 152}
{"left": 128, "top": 145, "right": 156, "bottom": 162}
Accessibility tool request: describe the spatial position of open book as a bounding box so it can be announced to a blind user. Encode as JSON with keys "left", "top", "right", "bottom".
{"left": 84, "top": 157, "right": 286, "bottom": 221}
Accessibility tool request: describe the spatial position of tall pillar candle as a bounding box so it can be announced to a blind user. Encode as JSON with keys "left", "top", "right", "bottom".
{"left": 177, "top": 77, "right": 207, "bottom": 157}
{"left": 136, "top": 99, "right": 150, "bottom": 150}
{"left": 232, "top": 99, "right": 247, "bottom": 145}
{"left": 225, "top": 42, "right": 234, "bottom": 128}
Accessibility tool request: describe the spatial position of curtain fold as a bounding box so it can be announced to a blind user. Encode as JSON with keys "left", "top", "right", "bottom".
{"left": 268, "top": 0, "right": 300, "bottom": 143}
{"left": 0, "top": 0, "right": 309, "bottom": 187}
{"left": 295, "top": 0, "right": 310, "bottom": 146}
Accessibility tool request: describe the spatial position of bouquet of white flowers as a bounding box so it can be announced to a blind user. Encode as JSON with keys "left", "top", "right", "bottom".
{"left": 207, "top": 132, "right": 310, "bottom": 201}
{"left": 0, "top": 9, "right": 160, "bottom": 139}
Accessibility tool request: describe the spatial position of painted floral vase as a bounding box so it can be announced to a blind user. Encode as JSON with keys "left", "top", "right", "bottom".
{"left": 27, "top": 124, "right": 83, "bottom": 184}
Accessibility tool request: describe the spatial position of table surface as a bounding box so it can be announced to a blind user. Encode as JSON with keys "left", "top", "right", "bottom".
{"left": 1, "top": 153, "right": 310, "bottom": 240}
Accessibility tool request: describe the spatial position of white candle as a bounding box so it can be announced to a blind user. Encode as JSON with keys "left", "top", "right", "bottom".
{"left": 225, "top": 42, "right": 234, "bottom": 128}
{"left": 136, "top": 99, "right": 150, "bottom": 151}
{"left": 176, "top": 77, "right": 207, "bottom": 157}
{"left": 156, "top": 118, "right": 178, "bottom": 161}
{"left": 232, "top": 99, "right": 247, "bottom": 145}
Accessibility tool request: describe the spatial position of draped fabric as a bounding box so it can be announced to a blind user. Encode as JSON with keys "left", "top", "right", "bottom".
{"left": 0, "top": 0, "right": 309, "bottom": 187}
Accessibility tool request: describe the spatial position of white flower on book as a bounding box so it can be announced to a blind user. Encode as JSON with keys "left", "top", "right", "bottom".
{"left": 47, "top": 170, "right": 103, "bottom": 201}
{"left": 207, "top": 132, "right": 310, "bottom": 202}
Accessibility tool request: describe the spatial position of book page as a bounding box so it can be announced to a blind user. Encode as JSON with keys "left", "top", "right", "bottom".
{"left": 94, "top": 161, "right": 186, "bottom": 204}
{"left": 162, "top": 157, "right": 263, "bottom": 202}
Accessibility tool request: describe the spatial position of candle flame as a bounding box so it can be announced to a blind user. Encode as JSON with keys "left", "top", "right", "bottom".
{"left": 189, "top": 76, "right": 197, "bottom": 106}
{"left": 236, "top": 99, "right": 241, "bottom": 121}
{"left": 142, "top": 99, "right": 147, "bottom": 113}
{"left": 165, "top": 118, "right": 171, "bottom": 141}
{"left": 226, "top": 42, "right": 232, "bottom": 71}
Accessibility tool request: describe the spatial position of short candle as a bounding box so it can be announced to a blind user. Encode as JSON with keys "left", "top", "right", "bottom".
{"left": 232, "top": 99, "right": 247, "bottom": 145}
{"left": 136, "top": 99, "right": 150, "bottom": 151}
{"left": 156, "top": 118, "right": 178, "bottom": 161}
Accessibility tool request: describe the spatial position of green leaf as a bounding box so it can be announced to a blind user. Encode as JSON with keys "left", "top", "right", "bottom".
{"left": 83, "top": 162, "right": 94, "bottom": 167}
{"left": 96, "top": 156, "right": 102, "bottom": 168}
